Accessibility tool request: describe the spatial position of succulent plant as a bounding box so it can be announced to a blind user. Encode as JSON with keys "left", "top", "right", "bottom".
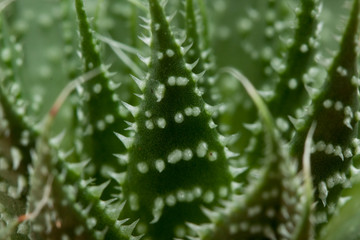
{"left": 1, "top": 0, "right": 360, "bottom": 240}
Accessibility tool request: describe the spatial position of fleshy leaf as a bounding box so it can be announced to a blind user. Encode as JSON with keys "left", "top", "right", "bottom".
{"left": 74, "top": 0, "right": 127, "bottom": 186}
{"left": 184, "top": 0, "right": 218, "bottom": 105}
{"left": 236, "top": 0, "right": 321, "bottom": 189}
{"left": 291, "top": 0, "right": 360, "bottom": 232}
{"left": 0, "top": 18, "right": 37, "bottom": 239}
{"left": 196, "top": 69, "right": 307, "bottom": 240}
{"left": 121, "top": 0, "right": 232, "bottom": 239}
{"left": 269, "top": 0, "right": 321, "bottom": 123}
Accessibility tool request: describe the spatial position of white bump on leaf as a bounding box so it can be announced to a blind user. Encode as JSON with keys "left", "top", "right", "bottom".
{"left": 196, "top": 141, "right": 208, "bottom": 158}
{"left": 168, "top": 149, "right": 183, "bottom": 164}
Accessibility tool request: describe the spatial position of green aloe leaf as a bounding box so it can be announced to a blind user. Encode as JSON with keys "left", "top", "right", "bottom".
{"left": 269, "top": 0, "right": 320, "bottom": 125}
{"left": 120, "top": 0, "right": 232, "bottom": 239}
{"left": 193, "top": 68, "right": 312, "bottom": 240}
{"left": 184, "top": 0, "right": 220, "bottom": 107}
{"left": 23, "top": 72, "right": 141, "bottom": 240}
{"left": 236, "top": 0, "right": 321, "bottom": 194}
{"left": 74, "top": 0, "right": 127, "bottom": 185}
{"left": 291, "top": 0, "right": 360, "bottom": 232}
{"left": 0, "top": 18, "right": 36, "bottom": 239}
{"left": 25, "top": 133, "right": 141, "bottom": 239}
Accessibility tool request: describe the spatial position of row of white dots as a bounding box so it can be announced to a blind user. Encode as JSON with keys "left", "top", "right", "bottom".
{"left": 174, "top": 106, "right": 202, "bottom": 124}
{"left": 313, "top": 140, "right": 353, "bottom": 160}
{"left": 135, "top": 144, "right": 218, "bottom": 174}
{"left": 145, "top": 117, "right": 167, "bottom": 130}
{"left": 167, "top": 76, "right": 189, "bottom": 87}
